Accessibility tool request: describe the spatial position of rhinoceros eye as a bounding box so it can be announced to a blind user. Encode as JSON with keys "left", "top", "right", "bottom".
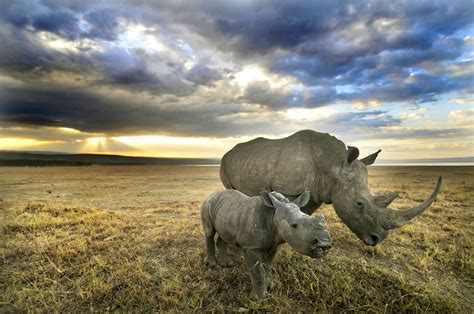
{"left": 291, "top": 223, "right": 298, "bottom": 228}
{"left": 356, "top": 201, "right": 364, "bottom": 209}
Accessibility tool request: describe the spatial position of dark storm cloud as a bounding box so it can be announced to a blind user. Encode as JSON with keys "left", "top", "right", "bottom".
{"left": 92, "top": 47, "right": 196, "bottom": 95}
{"left": 204, "top": 0, "right": 472, "bottom": 59}
{"left": 240, "top": 81, "right": 293, "bottom": 107}
{"left": 244, "top": 84, "right": 338, "bottom": 109}
{"left": 3, "top": 1, "right": 77, "bottom": 37}
{"left": 326, "top": 110, "right": 401, "bottom": 128}
{"left": 84, "top": 8, "right": 122, "bottom": 41}
{"left": 303, "top": 87, "right": 338, "bottom": 107}
{"left": 378, "top": 128, "right": 471, "bottom": 139}
{"left": 347, "top": 126, "right": 473, "bottom": 142}
{"left": 269, "top": 35, "right": 468, "bottom": 100}
{"left": 342, "top": 36, "right": 465, "bottom": 84}
{"left": 0, "top": 85, "right": 283, "bottom": 137}
{"left": 0, "top": 22, "right": 76, "bottom": 74}
{"left": 31, "top": 9, "right": 80, "bottom": 39}
{"left": 0, "top": 0, "right": 472, "bottom": 138}
{"left": 1, "top": 0, "right": 123, "bottom": 41}
{"left": 379, "top": 37, "right": 464, "bottom": 68}
{"left": 339, "top": 72, "right": 472, "bottom": 104}
{"left": 187, "top": 0, "right": 472, "bottom": 105}
{"left": 184, "top": 64, "right": 222, "bottom": 86}
{"left": 0, "top": 25, "right": 198, "bottom": 96}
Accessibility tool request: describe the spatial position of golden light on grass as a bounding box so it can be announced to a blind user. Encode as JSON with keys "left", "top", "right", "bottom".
{"left": 1, "top": 166, "right": 472, "bottom": 312}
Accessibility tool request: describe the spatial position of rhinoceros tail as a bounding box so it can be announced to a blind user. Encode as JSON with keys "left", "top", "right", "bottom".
{"left": 219, "top": 155, "right": 234, "bottom": 189}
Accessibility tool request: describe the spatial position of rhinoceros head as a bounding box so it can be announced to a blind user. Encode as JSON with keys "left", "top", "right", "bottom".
{"left": 261, "top": 190, "right": 332, "bottom": 257}
{"left": 331, "top": 146, "right": 442, "bottom": 246}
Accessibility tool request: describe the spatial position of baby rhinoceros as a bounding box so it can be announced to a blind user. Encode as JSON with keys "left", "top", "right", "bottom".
{"left": 201, "top": 189, "right": 331, "bottom": 300}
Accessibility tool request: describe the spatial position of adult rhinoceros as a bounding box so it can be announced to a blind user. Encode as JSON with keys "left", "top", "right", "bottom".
{"left": 220, "top": 129, "right": 442, "bottom": 246}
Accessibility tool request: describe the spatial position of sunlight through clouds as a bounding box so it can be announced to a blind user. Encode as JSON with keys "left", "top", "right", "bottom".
{"left": 112, "top": 135, "right": 252, "bottom": 158}
{"left": 0, "top": 138, "right": 63, "bottom": 150}
{"left": 0, "top": 1, "right": 472, "bottom": 159}
{"left": 234, "top": 66, "right": 268, "bottom": 86}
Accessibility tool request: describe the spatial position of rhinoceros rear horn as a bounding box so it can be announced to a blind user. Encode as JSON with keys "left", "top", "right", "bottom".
{"left": 374, "top": 192, "right": 399, "bottom": 207}
{"left": 381, "top": 177, "right": 442, "bottom": 229}
{"left": 361, "top": 149, "right": 381, "bottom": 166}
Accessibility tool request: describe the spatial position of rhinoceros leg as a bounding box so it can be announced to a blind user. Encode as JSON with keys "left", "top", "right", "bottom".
{"left": 300, "top": 199, "right": 322, "bottom": 215}
{"left": 204, "top": 235, "right": 218, "bottom": 268}
{"left": 262, "top": 248, "right": 278, "bottom": 291}
{"left": 217, "top": 236, "right": 234, "bottom": 267}
{"left": 202, "top": 217, "right": 218, "bottom": 268}
{"left": 245, "top": 249, "right": 267, "bottom": 300}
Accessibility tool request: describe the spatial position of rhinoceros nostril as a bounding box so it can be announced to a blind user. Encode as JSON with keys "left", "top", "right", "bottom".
{"left": 321, "top": 245, "right": 331, "bottom": 251}
{"left": 370, "top": 234, "right": 381, "bottom": 245}
{"left": 310, "top": 238, "right": 319, "bottom": 249}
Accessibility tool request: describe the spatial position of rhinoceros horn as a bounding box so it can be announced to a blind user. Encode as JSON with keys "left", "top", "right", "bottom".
{"left": 380, "top": 177, "right": 442, "bottom": 229}
{"left": 360, "top": 149, "right": 381, "bottom": 165}
{"left": 374, "top": 192, "right": 399, "bottom": 207}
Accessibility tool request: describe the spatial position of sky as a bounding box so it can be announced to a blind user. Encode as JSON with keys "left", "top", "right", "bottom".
{"left": 0, "top": 0, "right": 473, "bottom": 159}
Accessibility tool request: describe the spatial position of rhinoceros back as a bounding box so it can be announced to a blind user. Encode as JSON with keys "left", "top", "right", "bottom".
{"left": 220, "top": 130, "right": 346, "bottom": 197}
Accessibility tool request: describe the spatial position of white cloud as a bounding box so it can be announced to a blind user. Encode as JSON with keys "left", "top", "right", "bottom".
{"left": 450, "top": 108, "right": 474, "bottom": 125}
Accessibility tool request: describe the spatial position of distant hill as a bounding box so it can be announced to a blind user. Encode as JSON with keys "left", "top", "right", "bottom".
{"left": 0, "top": 151, "right": 472, "bottom": 167}
{"left": 0, "top": 151, "right": 220, "bottom": 166}
{"left": 377, "top": 156, "right": 474, "bottom": 165}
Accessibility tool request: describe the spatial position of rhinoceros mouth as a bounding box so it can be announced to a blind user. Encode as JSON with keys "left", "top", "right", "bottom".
{"left": 310, "top": 245, "right": 331, "bottom": 258}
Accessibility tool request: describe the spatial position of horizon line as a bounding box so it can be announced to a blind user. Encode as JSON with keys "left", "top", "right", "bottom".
{"left": 1, "top": 150, "right": 473, "bottom": 163}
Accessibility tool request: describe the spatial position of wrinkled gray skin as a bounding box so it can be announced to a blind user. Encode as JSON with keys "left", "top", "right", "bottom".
{"left": 220, "top": 129, "right": 442, "bottom": 246}
{"left": 201, "top": 189, "right": 331, "bottom": 300}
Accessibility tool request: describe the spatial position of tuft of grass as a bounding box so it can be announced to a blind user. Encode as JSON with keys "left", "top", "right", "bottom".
{"left": 1, "top": 165, "right": 473, "bottom": 312}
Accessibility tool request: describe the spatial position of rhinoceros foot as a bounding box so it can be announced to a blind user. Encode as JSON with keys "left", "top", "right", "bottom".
{"left": 249, "top": 289, "right": 269, "bottom": 302}
{"left": 266, "top": 278, "right": 275, "bottom": 291}
{"left": 203, "top": 256, "right": 218, "bottom": 268}
{"left": 249, "top": 289, "right": 267, "bottom": 301}
{"left": 218, "top": 257, "right": 234, "bottom": 267}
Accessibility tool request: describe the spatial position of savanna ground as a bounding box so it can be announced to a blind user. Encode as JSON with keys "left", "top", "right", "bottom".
{"left": 1, "top": 165, "right": 473, "bottom": 312}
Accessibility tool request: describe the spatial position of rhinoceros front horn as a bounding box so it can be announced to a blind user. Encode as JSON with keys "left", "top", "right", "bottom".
{"left": 380, "top": 177, "right": 443, "bottom": 229}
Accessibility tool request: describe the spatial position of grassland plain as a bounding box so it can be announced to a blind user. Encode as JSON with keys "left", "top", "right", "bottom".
{"left": 1, "top": 165, "right": 473, "bottom": 312}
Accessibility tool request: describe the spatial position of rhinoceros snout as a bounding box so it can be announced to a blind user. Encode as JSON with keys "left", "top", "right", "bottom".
{"left": 363, "top": 233, "right": 384, "bottom": 246}
{"left": 310, "top": 237, "right": 332, "bottom": 257}
{"left": 310, "top": 246, "right": 330, "bottom": 258}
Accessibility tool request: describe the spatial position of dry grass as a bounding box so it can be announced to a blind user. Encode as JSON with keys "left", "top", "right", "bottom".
{"left": 1, "top": 165, "right": 473, "bottom": 312}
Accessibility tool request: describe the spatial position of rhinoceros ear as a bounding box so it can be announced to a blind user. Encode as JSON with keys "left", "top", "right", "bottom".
{"left": 260, "top": 190, "right": 274, "bottom": 208}
{"left": 360, "top": 149, "right": 381, "bottom": 166}
{"left": 293, "top": 189, "right": 311, "bottom": 208}
{"left": 268, "top": 193, "right": 284, "bottom": 208}
{"left": 346, "top": 146, "right": 359, "bottom": 165}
